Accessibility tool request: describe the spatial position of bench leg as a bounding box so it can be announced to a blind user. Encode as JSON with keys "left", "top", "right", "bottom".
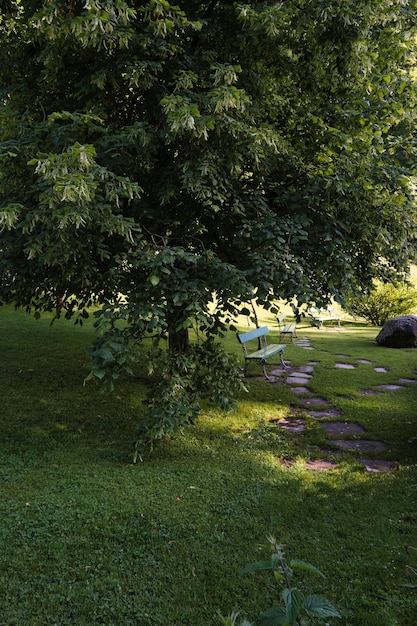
{"left": 244, "top": 359, "right": 270, "bottom": 380}
{"left": 244, "top": 355, "right": 286, "bottom": 379}
{"left": 261, "top": 360, "right": 269, "bottom": 379}
{"left": 281, "top": 331, "right": 296, "bottom": 343}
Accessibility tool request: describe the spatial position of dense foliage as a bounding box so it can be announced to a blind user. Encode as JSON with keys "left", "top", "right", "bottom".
{"left": 1, "top": 1, "right": 417, "bottom": 451}
{"left": 346, "top": 282, "right": 417, "bottom": 326}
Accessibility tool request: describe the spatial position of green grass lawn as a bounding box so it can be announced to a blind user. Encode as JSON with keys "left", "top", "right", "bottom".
{"left": 1, "top": 306, "right": 417, "bottom": 625}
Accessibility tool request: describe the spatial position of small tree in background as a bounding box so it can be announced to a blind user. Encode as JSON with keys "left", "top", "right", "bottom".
{"left": 346, "top": 282, "right": 417, "bottom": 326}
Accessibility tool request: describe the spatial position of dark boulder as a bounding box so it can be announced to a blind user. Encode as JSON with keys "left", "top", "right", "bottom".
{"left": 376, "top": 315, "right": 417, "bottom": 348}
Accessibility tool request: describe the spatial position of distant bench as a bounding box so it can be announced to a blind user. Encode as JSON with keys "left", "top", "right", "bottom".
{"left": 277, "top": 312, "right": 297, "bottom": 343}
{"left": 237, "top": 326, "right": 286, "bottom": 379}
{"left": 309, "top": 307, "right": 341, "bottom": 329}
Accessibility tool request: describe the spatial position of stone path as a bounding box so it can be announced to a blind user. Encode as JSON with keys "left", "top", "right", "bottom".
{"left": 265, "top": 335, "right": 417, "bottom": 473}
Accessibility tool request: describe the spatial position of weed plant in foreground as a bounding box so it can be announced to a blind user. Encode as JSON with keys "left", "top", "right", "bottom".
{"left": 222, "top": 536, "right": 341, "bottom": 625}
{"left": 0, "top": 307, "right": 417, "bottom": 625}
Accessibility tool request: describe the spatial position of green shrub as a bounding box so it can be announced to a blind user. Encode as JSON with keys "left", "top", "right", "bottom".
{"left": 346, "top": 282, "right": 417, "bottom": 326}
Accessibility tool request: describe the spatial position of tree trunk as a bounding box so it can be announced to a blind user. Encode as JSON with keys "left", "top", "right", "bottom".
{"left": 168, "top": 327, "right": 190, "bottom": 352}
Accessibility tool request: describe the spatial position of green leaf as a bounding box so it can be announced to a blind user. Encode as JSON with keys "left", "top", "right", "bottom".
{"left": 240, "top": 560, "right": 274, "bottom": 576}
{"left": 273, "top": 570, "right": 284, "bottom": 583}
{"left": 302, "top": 594, "right": 341, "bottom": 619}
{"left": 98, "top": 347, "right": 115, "bottom": 362}
{"left": 290, "top": 559, "right": 326, "bottom": 578}
{"left": 92, "top": 368, "right": 106, "bottom": 380}
{"left": 257, "top": 605, "right": 287, "bottom": 626}
{"left": 282, "top": 588, "right": 303, "bottom": 625}
{"left": 149, "top": 275, "right": 160, "bottom": 286}
{"left": 218, "top": 612, "right": 253, "bottom": 626}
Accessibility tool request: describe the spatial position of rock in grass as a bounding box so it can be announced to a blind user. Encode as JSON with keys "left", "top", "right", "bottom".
{"left": 376, "top": 315, "right": 417, "bottom": 348}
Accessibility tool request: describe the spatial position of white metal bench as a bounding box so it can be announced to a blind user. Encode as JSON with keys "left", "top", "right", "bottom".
{"left": 309, "top": 306, "right": 341, "bottom": 329}
{"left": 277, "top": 312, "right": 297, "bottom": 342}
{"left": 237, "top": 326, "right": 286, "bottom": 379}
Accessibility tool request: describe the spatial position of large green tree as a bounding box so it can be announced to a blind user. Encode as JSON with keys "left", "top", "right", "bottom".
{"left": 1, "top": 1, "right": 417, "bottom": 454}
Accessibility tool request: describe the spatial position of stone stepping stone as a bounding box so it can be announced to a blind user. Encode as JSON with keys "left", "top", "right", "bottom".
{"left": 278, "top": 454, "right": 395, "bottom": 473}
{"left": 292, "top": 372, "right": 312, "bottom": 378}
{"left": 374, "top": 367, "right": 388, "bottom": 373}
{"left": 337, "top": 354, "right": 351, "bottom": 358}
{"left": 298, "top": 397, "right": 329, "bottom": 406}
{"left": 287, "top": 376, "right": 312, "bottom": 385}
{"left": 268, "top": 378, "right": 287, "bottom": 385}
{"left": 356, "top": 359, "right": 373, "bottom": 365}
{"left": 275, "top": 418, "right": 306, "bottom": 433}
{"left": 321, "top": 422, "right": 366, "bottom": 436}
{"left": 305, "top": 459, "right": 337, "bottom": 471}
{"left": 375, "top": 384, "right": 405, "bottom": 391}
{"left": 276, "top": 458, "right": 338, "bottom": 471}
{"left": 398, "top": 378, "right": 417, "bottom": 384}
{"left": 357, "top": 459, "right": 396, "bottom": 473}
{"left": 308, "top": 408, "right": 342, "bottom": 419}
{"left": 331, "top": 439, "right": 386, "bottom": 452}
{"left": 335, "top": 363, "right": 356, "bottom": 369}
{"left": 319, "top": 448, "right": 344, "bottom": 458}
{"left": 290, "top": 386, "right": 312, "bottom": 395}
{"left": 298, "top": 365, "right": 315, "bottom": 373}
{"left": 270, "top": 367, "right": 287, "bottom": 376}
{"left": 358, "top": 389, "right": 383, "bottom": 396}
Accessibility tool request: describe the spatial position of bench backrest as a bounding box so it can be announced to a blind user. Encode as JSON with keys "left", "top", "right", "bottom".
{"left": 277, "top": 312, "right": 285, "bottom": 326}
{"left": 237, "top": 326, "right": 269, "bottom": 345}
{"left": 310, "top": 306, "right": 334, "bottom": 317}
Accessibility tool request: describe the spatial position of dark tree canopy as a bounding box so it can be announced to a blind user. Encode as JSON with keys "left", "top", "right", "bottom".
{"left": 1, "top": 1, "right": 417, "bottom": 453}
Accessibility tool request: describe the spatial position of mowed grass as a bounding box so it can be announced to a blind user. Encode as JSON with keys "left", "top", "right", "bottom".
{"left": 1, "top": 306, "right": 417, "bottom": 625}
